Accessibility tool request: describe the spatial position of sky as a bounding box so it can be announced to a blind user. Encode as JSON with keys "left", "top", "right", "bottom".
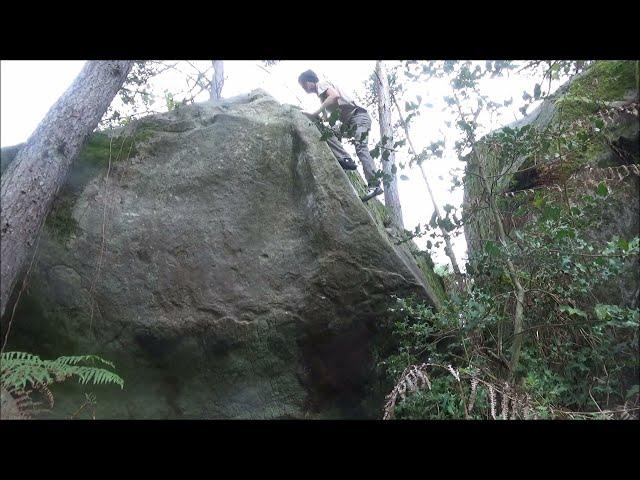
{"left": 0, "top": 60, "right": 552, "bottom": 268}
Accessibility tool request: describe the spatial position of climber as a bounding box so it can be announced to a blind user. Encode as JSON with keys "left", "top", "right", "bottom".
{"left": 298, "top": 69, "right": 383, "bottom": 201}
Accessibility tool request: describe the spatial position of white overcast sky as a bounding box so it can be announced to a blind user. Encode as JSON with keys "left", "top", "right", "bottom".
{"left": 1, "top": 60, "right": 550, "bottom": 268}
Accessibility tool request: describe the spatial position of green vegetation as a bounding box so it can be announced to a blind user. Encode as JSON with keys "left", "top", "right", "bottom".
{"left": 378, "top": 60, "right": 639, "bottom": 420}
{"left": 1, "top": 351, "right": 123, "bottom": 391}
{"left": 380, "top": 186, "right": 639, "bottom": 419}
{"left": 45, "top": 195, "right": 79, "bottom": 242}
{"left": 567, "top": 60, "right": 637, "bottom": 103}
{"left": 1, "top": 351, "right": 123, "bottom": 419}
{"left": 44, "top": 127, "right": 154, "bottom": 241}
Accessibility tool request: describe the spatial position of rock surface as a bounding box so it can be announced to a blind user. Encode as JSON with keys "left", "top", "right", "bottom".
{"left": 2, "top": 90, "right": 444, "bottom": 419}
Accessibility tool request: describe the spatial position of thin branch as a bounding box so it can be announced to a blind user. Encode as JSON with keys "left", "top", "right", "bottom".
{"left": 380, "top": 67, "right": 464, "bottom": 283}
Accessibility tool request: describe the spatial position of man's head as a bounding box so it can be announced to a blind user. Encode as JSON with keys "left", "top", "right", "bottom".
{"left": 298, "top": 70, "right": 319, "bottom": 94}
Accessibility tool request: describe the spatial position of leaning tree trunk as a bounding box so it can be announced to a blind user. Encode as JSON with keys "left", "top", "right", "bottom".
{"left": 0, "top": 60, "right": 134, "bottom": 318}
{"left": 387, "top": 75, "right": 464, "bottom": 285}
{"left": 375, "top": 61, "right": 404, "bottom": 230}
{"left": 210, "top": 60, "right": 224, "bottom": 100}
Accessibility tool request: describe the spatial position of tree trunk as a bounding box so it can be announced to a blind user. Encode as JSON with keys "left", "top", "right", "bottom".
{"left": 375, "top": 61, "right": 404, "bottom": 230}
{"left": 1, "top": 60, "right": 134, "bottom": 318}
{"left": 210, "top": 60, "right": 224, "bottom": 100}
{"left": 387, "top": 81, "right": 463, "bottom": 281}
{"left": 453, "top": 92, "right": 526, "bottom": 376}
{"left": 476, "top": 150, "right": 526, "bottom": 377}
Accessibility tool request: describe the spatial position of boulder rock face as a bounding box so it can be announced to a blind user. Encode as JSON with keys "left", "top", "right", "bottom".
{"left": 2, "top": 90, "right": 444, "bottom": 419}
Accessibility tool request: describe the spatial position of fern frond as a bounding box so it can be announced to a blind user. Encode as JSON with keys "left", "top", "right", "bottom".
{"left": 1, "top": 351, "right": 41, "bottom": 362}
{"left": 52, "top": 355, "right": 116, "bottom": 369}
{"left": 383, "top": 363, "right": 539, "bottom": 420}
{"left": 383, "top": 363, "right": 433, "bottom": 420}
{"left": 0, "top": 385, "right": 47, "bottom": 419}
{"left": 1, "top": 351, "right": 124, "bottom": 391}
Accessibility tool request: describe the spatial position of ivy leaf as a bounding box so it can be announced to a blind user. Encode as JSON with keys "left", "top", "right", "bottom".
{"left": 428, "top": 212, "right": 438, "bottom": 229}
{"left": 443, "top": 96, "right": 456, "bottom": 106}
{"left": 542, "top": 205, "right": 561, "bottom": 221}
{"left": 328, "top": 109, "right": 340, "bottom": 126}
{"left": 400, "top": 174, "right": 410, "bottom": 181}
{"left": 559, "top": 305, "right": 588, "bottom": 319}
{"left": 438, "top": 217, "right": 456, "bottom": 232}
{"left": 534, "top": 84, "right": 541, "bottom": 99}
{"left": 484, "top": 240, "right": 500, "bottom": 257}
{"left": 596, "top": 182, "right": 608, "bottom": 197}
{"left": 533, "top": 192, "right": 545, "bottom": 209}
{"left": 617, "top": 238, "right": 629, "bottom": 251}
{"left": 594, "top": 304, "right": 615, "bottom": 321}
{"left": 625, "top": 385, "right": 640, "bottom": 400}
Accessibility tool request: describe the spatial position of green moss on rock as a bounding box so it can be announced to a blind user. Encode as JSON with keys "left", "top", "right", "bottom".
{"left": 78, "top": 128, "right": 153, "bottom": 167}
{"left": 346, "top": 170, "right": 447, "bottom": 305}
{"left": 568, "top": 60, "right": 637, "bottom": 102}
{"left": 346, "top": 170, "right": 392, "bottom": 228}
{"left": 44, "top": 127, "right": 155, "bottom": 241}
{"left": 45, "top": 195, "right": 79, "bottom": 242}
{"left": 413, "top": 250, "right": 447, "bottom": 303}
{"left": 554, "top": 61, "right": 637, "bottom": 123}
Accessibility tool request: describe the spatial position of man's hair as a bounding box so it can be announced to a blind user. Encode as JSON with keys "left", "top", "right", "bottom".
{"left": 298, "top": 70, "right": 319, "bottom": 84}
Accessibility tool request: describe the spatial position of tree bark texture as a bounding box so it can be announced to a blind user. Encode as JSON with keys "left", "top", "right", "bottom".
{"left": 210, "top": 60, "right": 224, "bottom": 100}
{"left": 375, "top": 61, "right": 404, "bottom": 230}
{"left": 389, "top": 81, "right": 463, "bottom": 278}
{"left": 1, "top": 60, "right": 134, "bottom": 317}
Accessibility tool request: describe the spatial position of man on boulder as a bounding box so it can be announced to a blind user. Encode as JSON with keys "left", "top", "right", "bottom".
{"left": 298, "top": 69, "right": 383, "bottom": 201}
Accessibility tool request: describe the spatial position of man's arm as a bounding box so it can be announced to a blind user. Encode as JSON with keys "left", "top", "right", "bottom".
{"left": 312, "top": 86, "right": 341, "bottom": 118}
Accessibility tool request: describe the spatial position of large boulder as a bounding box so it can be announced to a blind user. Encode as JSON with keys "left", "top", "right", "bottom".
{"left": 2, "top": 89, "right": 444, "bottom": 419}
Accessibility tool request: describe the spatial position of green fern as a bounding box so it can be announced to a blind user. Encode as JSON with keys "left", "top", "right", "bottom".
{"left": 1, "top": 351, "right": 124, "bottom": 392}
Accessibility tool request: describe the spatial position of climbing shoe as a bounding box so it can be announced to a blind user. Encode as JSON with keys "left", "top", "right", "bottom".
{"left": 361, "top": 186, "right": 383, "bottom": 202}
{"left": 338, "top": 157, "right": 358, "bottom": 170}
